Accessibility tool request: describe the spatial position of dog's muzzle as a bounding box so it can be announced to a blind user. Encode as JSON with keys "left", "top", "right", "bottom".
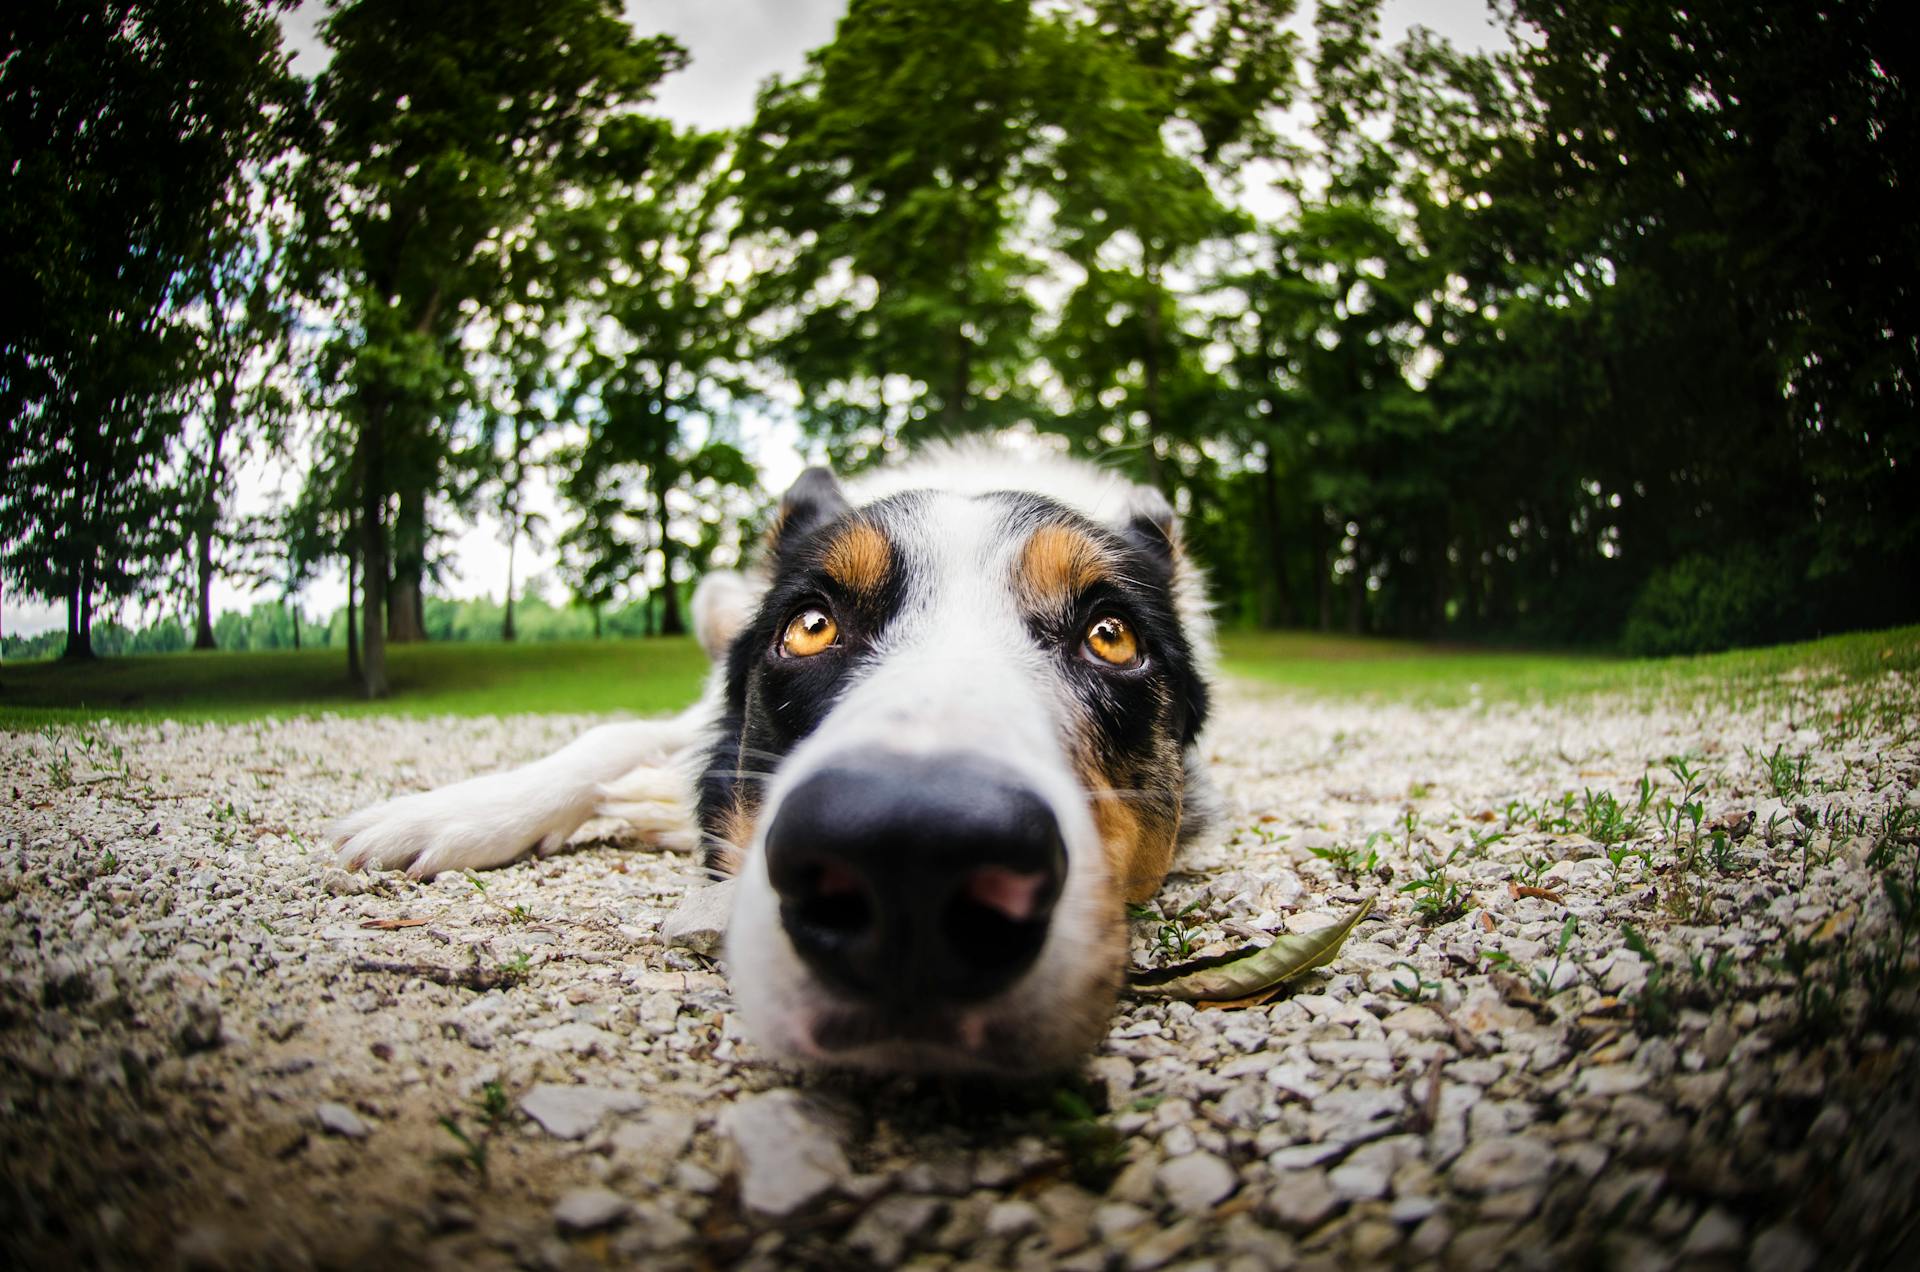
{"left": 764, "top": 751, "right": 1066, "bottom": 1011}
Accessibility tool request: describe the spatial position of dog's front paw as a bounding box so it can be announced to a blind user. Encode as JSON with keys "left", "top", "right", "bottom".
{"left": 329, "top": 773, "right": 574, "bottom": 880}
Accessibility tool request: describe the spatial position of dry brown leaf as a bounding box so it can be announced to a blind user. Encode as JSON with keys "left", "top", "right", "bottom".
{"left": 359, "top": 917, "right": 430, "bottom": 930}
{"left": 1196, "top": 986, "right": 1286, "bottom": 1011}
{"left": 1508, "top": 883, "right": 1566, "bottom": 904}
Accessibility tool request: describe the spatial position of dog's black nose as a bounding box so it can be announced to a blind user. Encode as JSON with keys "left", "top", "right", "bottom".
{"left": 765, "top": 754, "right": 1066, "bottom": 1007}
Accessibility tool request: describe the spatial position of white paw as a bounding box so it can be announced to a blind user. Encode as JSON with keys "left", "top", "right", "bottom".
{"left": 330, "top": 771, "right": 579, "bottom": 880}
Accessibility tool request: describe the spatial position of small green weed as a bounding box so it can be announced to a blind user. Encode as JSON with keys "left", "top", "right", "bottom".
{"left": 1748, "top": 743, "right": 1811, "bottom": 801}
{"left": 1045, "top": 1084, "right": 1126, "bottom": 1189}
{"left": 1620, "top": 924, "right": 1736, "bottom": 1035}
{"left": 1533, "top": 915, "right": 1582, "bottom": 997}
{"left": 1308, "top": 832, "right": 1382, "bottom": 879}
{"left": 1400, "top": 844, "right": 1471, "bottom": 924}
{"left": 1388, "top": 961, "right": 1440, "bottom": 1003}
{"left": 1130, "top": 897, "right": 1207, "bottom": 961}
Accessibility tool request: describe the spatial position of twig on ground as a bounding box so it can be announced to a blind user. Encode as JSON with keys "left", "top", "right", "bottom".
{"left": 351, "top": 958, "right": 520, "bottom": 991}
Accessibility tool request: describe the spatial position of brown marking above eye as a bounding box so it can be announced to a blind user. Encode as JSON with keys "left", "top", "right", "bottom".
{"left": 1018, "top": 523, "right": 1111, "bottom": 613}
{"left": 1084, "top": 615, "right": 1141, "bottom": 667}
{"left": 821, "top": 520, "right": 891, "bottom": 596}
{"left": 781, "top": 607, "right": 839, "bottom": 657}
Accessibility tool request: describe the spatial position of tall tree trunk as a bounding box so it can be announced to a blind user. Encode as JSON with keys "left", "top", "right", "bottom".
{"left": 591, "top": 605, "right": 601, "bottom": 639}
{"left": 193, "top": 518, "right": 217, "bottom": 650}
{"left": 193, "top": 388, "right": 233, "bottom": 650}
{"left": 75, "top": 558, "right": 95, "bottom": 658}
{"left": 656, "top": 483, "right": 685, "bottom": 636}
{"left": 1346, "top": 543, "right": 1367, "bottom": 636}
{"left": 388, "top": 485, "right": 428, "bottom": 642}
{"left": 501, "top": 527, "right": 517, "bottom": 642}
{"left": 63, "top": 572, "right": 92, "bottom": 661}
{"left": 359, "top": 416, "right": 388, "bottom": 698}
{"left": 1314, "top": 514, "right": 1333, "bottom": 633}
{"left": 290, "top": 601, "right": 301, "bottom": 651}
{"left": 346, "top": 534, "right": 361, "bottom": 682}
{"left": 1259, "top": 440, "right": 1293, "bottom": 628}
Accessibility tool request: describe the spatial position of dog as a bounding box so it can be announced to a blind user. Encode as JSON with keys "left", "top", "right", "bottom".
{"left": 331, "top": 442, "right": 1219, "bottom": 1072}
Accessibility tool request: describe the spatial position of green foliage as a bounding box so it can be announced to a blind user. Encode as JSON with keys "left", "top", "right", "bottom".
{"left": 1, "top": 0, "right": 294, "bottom": 658}
{"left": 1621, "top": 548, "right": 1804, "bottom": 657}
{"left": 11, "top": 0, "right": 1920, "bottom": 675}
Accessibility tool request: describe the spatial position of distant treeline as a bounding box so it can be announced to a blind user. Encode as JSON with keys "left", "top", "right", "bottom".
{"left": 0, "top": 591, "right": 691, "bottom": 662}
{"left": 6, "top": 1, "right": 1915, "bottom": 689}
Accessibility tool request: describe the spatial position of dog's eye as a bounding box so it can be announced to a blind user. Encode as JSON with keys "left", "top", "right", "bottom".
{"left": 1083, "top": 615, "right": 1141, "bottom": 668}
{"left": 781, "top": 607, "right": 840, "bottom": 657}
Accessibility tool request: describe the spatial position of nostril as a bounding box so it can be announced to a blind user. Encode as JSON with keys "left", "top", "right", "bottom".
{"left": 792, "top": 861, "right": 873, "bottom": 937}
{"left": 961, "top": 865, "right": 1052, "bottom": 923}
{"left": 943, "top": 865, "right": 1056, "bottom": 986}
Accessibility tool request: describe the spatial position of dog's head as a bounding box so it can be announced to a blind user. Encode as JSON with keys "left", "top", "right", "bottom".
{"left": 703, "top": 447, "right": 1216, "bottom": 1073}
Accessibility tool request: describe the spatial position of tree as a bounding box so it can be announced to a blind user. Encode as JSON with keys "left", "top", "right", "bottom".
{"left": 565, "top": 132, "right": 757, "bottom": 635}
{"left": 736, "top": 0, "right": 1049, "bottom": 466}
{"left": 304, "top": 0, "right": 684, "bottom": 695}
{"left": 1, "top": 0, "right": 293, "bottom": 659}
{"left": 179, "top": 111, "right": 307, "bottom": 650}
{"left": 1041, "top": 1, "right": 1297, "bottom": 488}
{"left": 1494, "top": 0, "right": 1920, "bottom": 631}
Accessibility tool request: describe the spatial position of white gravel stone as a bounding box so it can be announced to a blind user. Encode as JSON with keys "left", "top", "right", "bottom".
{"left": 520, "top": 1084, "right": 646, "bottom": 1140}
{"left": 1158, "top": 1151, "right": 1237, "bottom": 1213}
{"left": 1748, "top": 1223, "right": 1818, "bottom": 1272}
{"left": 1577, "top": 1064, "right": 1651, "bottom": 1098}
{"left": 720, "top": 1089, "right": 851, "bottom": 1217}
{"left": 1682, "top": 1207, "right": 1745, "bottom": 1256}
{"left": 1266, "top": 1168, "right": 1339, "bottom": 1231}
{"left": 660, "top": 881, "right": 732, "bottom": 954}
{"left": 314, "top": 1102, "right": 368, "bottom": 1139}
{"left": 1448, "top": 1135, "right": 1555, "bottom": 1195}
{"left": 553, "top": 1186, "right": 631, "bottom": 1232}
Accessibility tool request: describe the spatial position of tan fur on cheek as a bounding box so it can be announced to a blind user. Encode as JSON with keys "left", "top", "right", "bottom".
{"left": 1085, "top": 770, "right": 1180, "bottom": 905}
{"left": 710, "top": 797, "right": 757, "bottom": 878}
{"left": 1018, "top": 524, "right": 1110, "bottom": 614}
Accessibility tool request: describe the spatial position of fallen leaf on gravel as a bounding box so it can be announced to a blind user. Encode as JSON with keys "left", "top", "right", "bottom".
{"left": 1508, "top": 883, "right": 1565, "bottom": 904}
{"left": 1130, "top": 896, "right": 1374, "bottom": 1001}
{"left": 1195, "top": 987, "right": 1285, "bottom": 1011}
{"left": 359, "top": 918, "right": 430, "bottom": 930}
{"left": 1478, "top": 911, "right": 1497, "bottom": 931}
{"left": 1813, "top": 906, "right": 1857, "bottom": 942}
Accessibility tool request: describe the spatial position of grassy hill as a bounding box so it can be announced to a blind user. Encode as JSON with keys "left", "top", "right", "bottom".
{"left": 3, "top": 625, "right": 1915, "bottom": 729}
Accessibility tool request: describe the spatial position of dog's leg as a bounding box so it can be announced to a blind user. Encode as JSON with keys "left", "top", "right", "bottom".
{"left": 330, "top": 710, "right": 706, "bottom": 879}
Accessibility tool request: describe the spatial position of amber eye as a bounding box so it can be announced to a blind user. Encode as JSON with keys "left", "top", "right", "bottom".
{"left": 781, "top": 607, "right": 839, "bottom": 657}
{"left": 1083, "top": 615, "right": 1141, "bottom": 668}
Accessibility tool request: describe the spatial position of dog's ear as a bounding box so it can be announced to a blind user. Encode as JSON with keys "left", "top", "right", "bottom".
{"left": 770, "top": 466, "right": 850, "bottom": 556}
{"left": 1119, "top": 485, "right": 1181, "bottom": 574}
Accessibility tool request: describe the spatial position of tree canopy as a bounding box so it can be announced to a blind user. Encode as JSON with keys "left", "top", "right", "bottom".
{"left": 5, "top": 0, "right": 1915, "bottom": 666}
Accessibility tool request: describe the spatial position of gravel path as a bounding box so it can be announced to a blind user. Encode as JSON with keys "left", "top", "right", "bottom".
{"left": 4, "top": 669, "right": 1917, "bottom": 1270}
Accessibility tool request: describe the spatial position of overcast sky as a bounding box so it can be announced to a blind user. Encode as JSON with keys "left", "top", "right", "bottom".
{"left": 7, "top": 0, "right": 1502, "bottom": 640}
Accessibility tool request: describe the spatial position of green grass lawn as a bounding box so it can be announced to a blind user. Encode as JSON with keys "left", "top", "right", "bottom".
{"left": 4, "top": 625, "right": 1915, "bottom": 730}
{"left": 1218, "top": 625, "right": 1920, "bottom": 705}
{"left": 0, "top": 637, "right": 712, "bottom": 729}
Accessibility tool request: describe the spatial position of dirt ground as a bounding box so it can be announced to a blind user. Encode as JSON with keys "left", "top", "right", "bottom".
{"left": 3, "top": 673, "right": 1917, "bottom": 1269}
